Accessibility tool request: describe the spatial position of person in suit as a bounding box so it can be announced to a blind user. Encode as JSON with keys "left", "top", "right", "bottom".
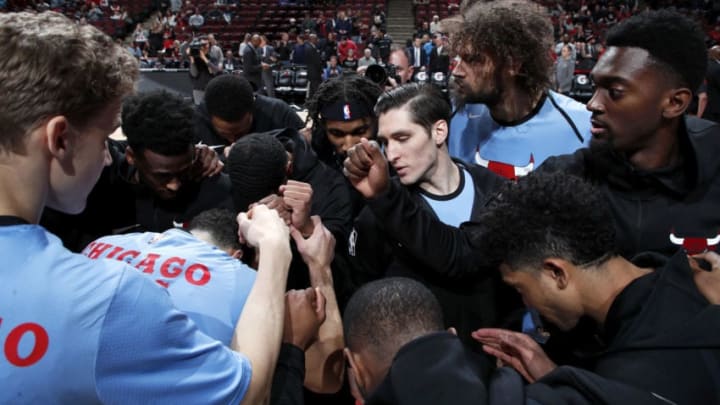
{"left": 428, "top": 32, "right": 449, "bottom": 75}
{"left": 242, "top": 33, "right": 263, "bottom": 93}
{"left": 259, "top": 35, "right": 276, "bottom": 97}
{"left": 407, "top": 35, "right": 427, "bottom": 71}
{"left": 305, "top": 33, "right": 323, "bottom": 100}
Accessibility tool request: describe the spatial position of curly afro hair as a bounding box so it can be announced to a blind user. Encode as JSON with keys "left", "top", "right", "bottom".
{"left": 452, "top": 0, "right": 553, "bottom": 99}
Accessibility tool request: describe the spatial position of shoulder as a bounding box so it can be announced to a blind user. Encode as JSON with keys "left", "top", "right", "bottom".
{"left": 546, "top": 91, "right": 590, "bottom": 115}
{"left": 95, "top": 264, "right": 251, "bottom": 403}
{"left": 256, "top": 95, "right": 303, "bottom": 126}
{"left": 537, "top": 148, "right": 587, "bottom": 175}
{"left": 685, "top": 116, "right": 720, "bottom": 177}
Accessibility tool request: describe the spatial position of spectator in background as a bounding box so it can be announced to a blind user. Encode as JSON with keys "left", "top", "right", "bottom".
{"left": 429, "top": 14, "right": 441, "bottom": 34}
{"left": 370, "top": 29, "right": 391, "bottom": 64}
{"left": 323, "top": 55, "right": 343, "bottom": 81}
{"left": 276, "top": 32, "right": 293, "bottom": 64}
{"left": 388, "top": 44, "right": 414, "bottom": 86}
{"left": 259, "top": 35, "right": 277, "bottom": 97}
{"left": 554, "top": 33, "right": 576, "bottom": 59}
{"left": 306, "top": 34, "right": 323, "bottom": 100}
{"left": 320, "top": 32, "right": 338, "bottom": 64}
{"left": 224, "top": 50, "right": 240, "bottom": 71}
{"left": 291, "top": 34, "right": 306, "bottom": 65}
{"left": 555, "top": 44, "right": 575, "bottom": 95}
{"left": 337, "top": 35, "right": 358, "bottom": 63}
{"left": 358, "top": 47, "right": 376, "bottom": 69}
{"left": 242, "top": 34, "right": 264, "bottom": 93}
{"left": 421, "top": 33, "right": 433, "bottom": 65}
{"left": 408, "top": 35, "right": 427, "bottom": 71}
{"left": 188, "top": 7, "right": 204, "bottom": 31}
{"left": 371, "top": 6, "right": 385, "bottom": 30}
{"left": 341, "top": 48, "right": 358, "bottom": 72}
{"left": 238, "top": 33, "right": 251, "bottom": 60}
{"left": 208, "top": 33, "right": 224, "bottom": 70}
{"left": 335, "top": 10, "right": 352, "bottom": 38}
{"left": 428, "top": 32, "right": 449, "bottom": 75}
{"left": 416, "top": 20, "right": 430, "bottom": 38}
{"left": 301, "top": 10, "right": 317, "bottom": 33}
{"left": 189, "top": 35, "right": 222, "bottom": 105}
{"left": 87, "top": 3, "right": 103, "bottom": 21}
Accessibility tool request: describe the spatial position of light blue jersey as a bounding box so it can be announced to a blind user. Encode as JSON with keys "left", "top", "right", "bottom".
{"left": 84, "top": 229, "right": 256, "bottom": 345}
{"left": 449, "top": 91, "right": 591, "bottom": 179}
{"left": 0, "top": 225, "right": 251, "bottom": 404}
{"left": 421, "top": 167, "right": 475, "bottom": 227}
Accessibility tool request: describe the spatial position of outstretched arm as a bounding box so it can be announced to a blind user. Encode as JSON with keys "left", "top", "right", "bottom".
{"left": 291, "top": 216, "right": 345, "bottom": 394}
{"left": 232, "top": 205, "right": 293, "bottom": 405}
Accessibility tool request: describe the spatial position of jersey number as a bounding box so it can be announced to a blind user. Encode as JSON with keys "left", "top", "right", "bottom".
{"left": 0, "top": 318, "right": 49, "bottom": 367}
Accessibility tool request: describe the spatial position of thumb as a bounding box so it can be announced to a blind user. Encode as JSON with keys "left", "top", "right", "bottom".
{"left": 289, "top": 225, "right": 304, "bottom": 244}
{"left": 314, "top": 287, "right": 327, "bottom": 323}
{"left": 363, "top": 139, "right": 385, "bottom": 161}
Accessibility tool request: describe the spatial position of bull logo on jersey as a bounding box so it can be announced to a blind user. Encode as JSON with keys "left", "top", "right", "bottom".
{"left": 475, "top": 153, "right": 535, "bottom": 180}
{"left": 668, "top": 230, "right": 720, "bottom": 254}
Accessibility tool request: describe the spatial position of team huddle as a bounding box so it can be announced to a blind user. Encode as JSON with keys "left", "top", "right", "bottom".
{"left": 1, "top": 2, "right": 719, "bottom": 405}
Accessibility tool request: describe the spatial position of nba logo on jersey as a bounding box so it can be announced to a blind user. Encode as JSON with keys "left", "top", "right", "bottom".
{"left": 343, "top": 104, "right": 351, "bottom": 120}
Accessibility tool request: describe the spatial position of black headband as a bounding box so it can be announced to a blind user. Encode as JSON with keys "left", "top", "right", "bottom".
{"left": 320, "top": 100, "right": 373, "bottom": 122}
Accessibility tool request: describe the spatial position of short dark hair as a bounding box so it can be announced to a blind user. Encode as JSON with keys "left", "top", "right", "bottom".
{"left": 188, "top": 208, "right": 241, "bottom": 252}
{"left": 307, "top": 75, "right": 382, "bottom": 162}
{"left": 343, "top": 277, "right": 444, "bottom": 359}
{"left": 452, "top": 0, "right": 553, "bottom": 98}
{"left": 374, "top": 83, "right": 451, "bottom": 136}
{"left": 204, "top": 75, "right": 255, "bottom": 122}
{"left": 226, "top": 132, "right": 288, "bottom": 212}
{"left": 469, "top": 172, "right": 617, "bottom": 271}
{"left": 121, "top": 90, "right": 194, "bottom": 156}
{"left": 605, "top": 9, "right": 707, "bottom": 92}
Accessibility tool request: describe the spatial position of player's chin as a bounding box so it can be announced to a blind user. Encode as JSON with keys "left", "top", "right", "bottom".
{"left": 46, "top": 198, "right": 87, "bottom": 215}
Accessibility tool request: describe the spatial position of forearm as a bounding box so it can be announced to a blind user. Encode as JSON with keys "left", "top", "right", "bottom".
{"left": 207, "top": 60, "right": 222, "bottom": 74}
{"left": 303, "top": 265, "right": 344, "bottom": 393}
{"left": 233, "top": 239, "right": 292, "bottom": 405}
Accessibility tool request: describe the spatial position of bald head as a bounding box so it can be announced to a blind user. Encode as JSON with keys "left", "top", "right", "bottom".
{"left": 710, "top": 45, "right": 720, "bottom": 61}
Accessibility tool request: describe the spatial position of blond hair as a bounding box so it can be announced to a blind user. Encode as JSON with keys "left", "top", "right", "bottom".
{"left": 0, "top": 11, "right": 138, "bottom": 152}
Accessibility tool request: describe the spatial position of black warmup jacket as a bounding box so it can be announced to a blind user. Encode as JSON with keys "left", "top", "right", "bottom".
{"left": 540, "top": 116, "right": 720, "bottom": 258}
{"left": 349, "top": 161, "right": 520, "bottom": 346}
{"left": 264, "top": 129, "right": 355, "bottom": 305}
{"left": 366, "top": 332, "right": 492, "bottom": 405}
{"left": 490, "top": 252, "right": 720, "bottom": 405}
{"left": 490, "top": 366, "right": 677, "bottom": 405}
{"left": 587, "top": 252, "right": 720, "bottom": 404}
{"left": 41, "top": 139, "right": 233, "bottom": 251}
{"left": 193, "top": 94, "right": 304, "bottom": 148}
